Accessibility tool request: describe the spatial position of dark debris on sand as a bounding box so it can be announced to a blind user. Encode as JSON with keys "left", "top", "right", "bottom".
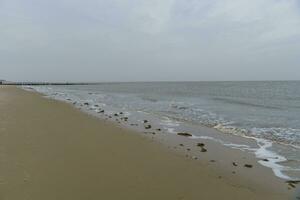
{"left": 286, "top": 180, "right": 300, "bottom": 189}
{"left": 121, "top": 117, "right": 128, "bottom": 121}
{"left": 197, "top": 143, "right": 205, "bottom": 147}
{"left": 177, "top": 132, "right": 192, "bottom": 137}
{"left": 244, "top": 164, "right": 253, "bottom": 168}
{"left": 144, "top": 125, "right": 152, "bottom": 129}
{"left": 130, "top": 124, "right": 138, "bottom": 126}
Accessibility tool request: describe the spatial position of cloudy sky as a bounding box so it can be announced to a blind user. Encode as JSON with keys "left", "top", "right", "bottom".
{"left": 1, "top": 0, "right": 300, "bottom": 82}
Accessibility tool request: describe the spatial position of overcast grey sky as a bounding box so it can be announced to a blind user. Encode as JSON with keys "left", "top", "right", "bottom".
{"left": 1, "top": 0, "right": 300, "bottom": 82}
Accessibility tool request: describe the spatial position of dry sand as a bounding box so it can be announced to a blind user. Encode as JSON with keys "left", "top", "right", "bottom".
{"left": 0, "top": 86, "right": 292, "bottom": 199}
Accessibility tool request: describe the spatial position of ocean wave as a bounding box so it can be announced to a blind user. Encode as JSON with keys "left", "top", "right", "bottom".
{"left": 212, "top": 97, "right": 282, "bottom": 110}
{"left": 140, "top": 96, "right": 158, "bottom": 102}
{"left": 212, "top": 123, "right": 300, "bottom": 148}
{"left": 254, "top": 138, "right": 295, "bottom": 180}
{"left": 251, "top": 127, "right": 300, "bottom": 147}
{"left": 186, "top": 131, "right": 299, "bottom": 180}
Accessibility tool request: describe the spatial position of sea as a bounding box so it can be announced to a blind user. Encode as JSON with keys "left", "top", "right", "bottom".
{"left": 26, "top": 81, "right": 300, "bottom": 180}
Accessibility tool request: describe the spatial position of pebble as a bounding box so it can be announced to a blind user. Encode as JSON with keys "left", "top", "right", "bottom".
{"left": 177, "top": 132, "right": 192, "bottom": 137}
{"left": 244, "top": 164, "right": 253, "bottom": 168}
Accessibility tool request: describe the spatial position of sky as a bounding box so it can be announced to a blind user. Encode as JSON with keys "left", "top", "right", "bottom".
{"left": 0, "top": 0, "right": 300, "bottom": 82}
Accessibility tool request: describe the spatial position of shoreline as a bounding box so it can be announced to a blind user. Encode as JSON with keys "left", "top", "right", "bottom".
{"left": 24, "top": 86, "right": 300, "bottom": 192}
{"left": 0, "top": 86, "right": 296, "bottom": 199}
{"left": 27, "top": 85, "right": 300, "bottom": 181}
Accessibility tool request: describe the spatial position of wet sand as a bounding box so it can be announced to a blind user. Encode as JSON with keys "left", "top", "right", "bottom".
{"left": 0, "top": 86, "right": 293, "bottom": 199}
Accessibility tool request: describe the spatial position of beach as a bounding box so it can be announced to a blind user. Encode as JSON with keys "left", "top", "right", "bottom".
{"left": 0, "top": 86, "right": 294, "bottom": 199}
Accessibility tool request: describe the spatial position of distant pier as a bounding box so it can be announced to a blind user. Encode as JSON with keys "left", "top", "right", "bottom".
{"left": 0, "top": 81, "right": 94, "bottom": 86}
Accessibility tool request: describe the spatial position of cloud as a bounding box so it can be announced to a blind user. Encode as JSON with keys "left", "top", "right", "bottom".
{"left": 0, "top": 0, "right": 300, "bottom": 81}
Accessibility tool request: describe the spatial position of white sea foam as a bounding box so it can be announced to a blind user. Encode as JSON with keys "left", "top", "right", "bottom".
{"left": 160, "top": 117, "right": 180, "bottom": 134}
{"left": 184, "top": 130, "right": 298, "bottom": 180}
{"left": 160, "top": 117, "right": 180, "bottom": 127}
{"left": 166, "top": 128, "right": 177, "bottom": 134}
{"left": 253, "top": 138, "right": 292, "bottom": 180}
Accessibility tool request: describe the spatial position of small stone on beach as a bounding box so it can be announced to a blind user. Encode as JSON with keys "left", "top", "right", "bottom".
{"left": 121, "top": 117, "right": 128, "bottom": 121}
{"left": 130, "top": 124, "right": 138, "bottom": 126}
{"left": 197, "top": 143, "right": 205, "bottom": 147}
{"left": 244, "top": 164, "right": 253, "bottom": 168}
{"left": 145, "top": 125, "right": 152, "bottom": 129}
{"left": 286, "top": 180, "right": 300, "bottom": 185}
{"left": 288, "top": 183, "right": 296, "bottom": 188}
{"left": 177, "top": 132, "right": 192, "bottom": 137}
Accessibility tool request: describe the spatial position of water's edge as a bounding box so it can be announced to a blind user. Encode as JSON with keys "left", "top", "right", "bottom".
{"left": 22, "top": 85, "right": 300, "bottom": 181}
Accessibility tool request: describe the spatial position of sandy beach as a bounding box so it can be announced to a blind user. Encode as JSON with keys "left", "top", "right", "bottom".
{"left": 0, "top": 86, "right": 294, "bottom": 200}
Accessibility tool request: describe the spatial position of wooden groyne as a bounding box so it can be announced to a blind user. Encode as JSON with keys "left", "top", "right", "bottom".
{"left": 1, "top": 82, "right": 95, "bottom": 86}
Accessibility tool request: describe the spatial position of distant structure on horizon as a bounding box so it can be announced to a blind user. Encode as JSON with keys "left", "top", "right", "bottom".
{"left": 0, "top": 80, "right": 94, "bottom": 85}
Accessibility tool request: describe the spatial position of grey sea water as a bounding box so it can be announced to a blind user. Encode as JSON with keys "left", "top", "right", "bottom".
{"left": 29, "top": 81, "right": 300, "bottom": 180}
